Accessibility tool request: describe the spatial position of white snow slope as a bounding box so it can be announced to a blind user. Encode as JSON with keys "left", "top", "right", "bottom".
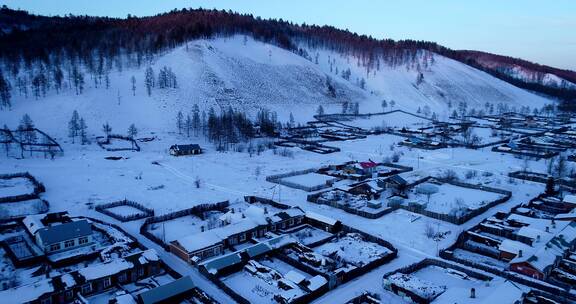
{"left": 1, "top": 35, "right": 552, "bottom": 135}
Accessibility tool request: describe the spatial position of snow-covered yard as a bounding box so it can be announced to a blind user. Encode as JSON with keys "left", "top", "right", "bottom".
{"left": 0, "top": 177, "right": 34, "bottom": 198}
{"left": 222, "top": 258, "right": 315, "bottom": 304}
{"left": 105, "top": 205, "right": 147, "bottom": 218}
{"left": 289, "top": 226, "right": 333, "bottom": 246}
{"left": 0, "top": 199, "right": 47, "bottom": 219}
{"left": 280, "top": 173, "right": 337, "bottom": 189}
{"left": 411, "top": 182, "right": 505, "bottom": 216}
{"left": 314, "top": 233, "right": 392, "bottom": 267}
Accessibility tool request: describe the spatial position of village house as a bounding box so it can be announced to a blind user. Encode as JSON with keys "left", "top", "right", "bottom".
{"left": 170, "top": 206, "right": 305, "bottom": 263}
{"left": 137, "top": 276, "right": 197, "bottom": 304}
{"left": 23, "top": 214, "right": 94, "bottom": 254}
{"left": 169, "top": 144, "right": 202, "bottom": 156}
{"left": 0, "top": 249, "right": 161, "bottom": 304}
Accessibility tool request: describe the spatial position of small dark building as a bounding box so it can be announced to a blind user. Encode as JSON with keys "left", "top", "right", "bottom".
{"left": 138, "top": 276, "right": 196, "bottom": 304}
{"left": 169, "top": 144, "right": 202, "bottom": 156}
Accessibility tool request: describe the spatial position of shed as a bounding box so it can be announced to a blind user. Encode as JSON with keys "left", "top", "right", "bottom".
{"left": 138, "top": 276, "right": 196, "bottom": 304}
{"left": 169, "top": 144, "right": 202, "bottom": 156}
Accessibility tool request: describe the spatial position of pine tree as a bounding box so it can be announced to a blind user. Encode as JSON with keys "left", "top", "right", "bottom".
{"left": 102, "top": 122, "right": 112, "bottom": 139}
{"left": 68, "top": 111, "right": 80, "bottom": 143}
{"left": 192, "top": 105, "right": 201, "bottom": 136}
{"left": 144, "top": 67, "right": 155, "bottom": 96}
{"left": 53, "top": 66, "right": 63, "bottom": 94}
{"left": 79, "top": 118, "right": 88, "bottom": 145}
{"left": 128, "top": 123, "right": 138, "bottom": 139}
{"left": 131, "top": 75, "right": 136, "bottom": 96}
{"left": 18, "top": 114, "right": 37, "bottom": 155}
{"left": 342, "top": 101, "right": 349, "bottom": 114}
{"left": 176, "top": 111, "right": 184, "bottom": 134}
{"left": 72, "top": 66, "right": 85, "bottom": 95}
{"left": 289, "top": 113, "right": 295, "bottom": 128}
{"left": 0, "top": 70, "right": 11, "bottom": 109}
{"left": 316, "top": 105, "right": 324, "bottom": 116}
{"left": 185, "top": 115, "right": 192, "bottom": 137}
{"left": 381, "top": 100, "right": 387, "bottom": 111}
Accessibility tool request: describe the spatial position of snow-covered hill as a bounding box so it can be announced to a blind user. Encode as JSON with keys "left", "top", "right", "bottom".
{"left": 0, "top": 35, "right": 552, "bottom": 136}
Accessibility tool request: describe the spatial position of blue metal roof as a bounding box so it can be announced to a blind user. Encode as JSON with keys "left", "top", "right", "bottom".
{"left": 138, "top": 276, "right": 196, "bottom": 304}
{"left": 37, "top": 220, "right": 92, "bottom": 245}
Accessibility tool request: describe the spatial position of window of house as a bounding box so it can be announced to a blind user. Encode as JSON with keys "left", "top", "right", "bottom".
{"left": 81, "top": 283, "right": 92, "bottom": 294}
{"left": 78, "top": 237, "right": 89, "bottom": 245}
{"left": 138, "top": 267, "right": 144, "bottom": 277}
{"left": 65, "top": 290, "right": 73, "bottom": 299}
{"left": 102, "top": 277, "right": 112, "bottom": 289}
{"left": 289, "top": 219, "right": 294, "bottom": 226}
{"left": 239, "top": 233, "right": 246, "bottom": 242}
{"left": 296, "top": 217, "right": 302, "bottom": 224}
{"left": 251, "top": 231, "right": 257, "bottom": 238}
{"left": 118, "top": 273, "right": 127, "bottom": 283}
{"left": 49, "top": 243, "right": 61, "bottom": 252}
{"left": 64, "top": 240, "right": 75, "bottom": 248}
{"left": 229, "top": 237, "right": 237, "bottom": 245}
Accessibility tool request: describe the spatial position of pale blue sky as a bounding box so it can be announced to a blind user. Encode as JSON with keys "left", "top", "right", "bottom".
{"left": 4, "top": 0, "right": 575, "bottom": 70}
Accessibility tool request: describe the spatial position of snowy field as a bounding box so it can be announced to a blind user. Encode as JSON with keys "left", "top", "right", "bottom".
{"left": 0, "top": 177, "right": 34, "bottom": 198}
{"left": 97, "top": 137, "right": 136, "bottom": 151}
{"left": 342, "top": 111, "right": 432, "bottom": 130}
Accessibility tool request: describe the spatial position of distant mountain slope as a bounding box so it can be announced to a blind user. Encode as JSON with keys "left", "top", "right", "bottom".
{"left": 0, "top": 7, "right": 572, "bottom": 102}
{"left": 446, "top": 50, "right": 576, "bottom": 100}
{"left": 0, "top": 35, "right": 553, "bottom": 138}
{"left": 0, "top": 7, "right": 568, "bottom": 135}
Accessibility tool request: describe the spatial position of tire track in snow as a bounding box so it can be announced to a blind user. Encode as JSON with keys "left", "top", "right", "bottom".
{"left": 158, "top": 162, "right": 248, "bottom": 196}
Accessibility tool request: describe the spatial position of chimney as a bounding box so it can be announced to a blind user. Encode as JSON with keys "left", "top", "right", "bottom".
{"left": 536, "top": 235, "right": 541, "bottom": 242}
{"left": 264, "top": 207, "right": 268, "bottom": 214}
{"left": 470, "top": 288, "right": 476, "bottom": 299}
{"left": 518, "top": 250, "right": 523, "bottom": 258}
{"left": 545, "top": 226, "right": 550, "bottom": 233}
{"left": 201, "top": 225, "right": 205, "bottom": 232}
{"left": 231, "top": 208, "right": 235, "bottom": 214}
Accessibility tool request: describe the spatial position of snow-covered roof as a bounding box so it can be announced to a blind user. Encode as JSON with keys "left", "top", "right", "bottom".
{"left": 563, "top": 194, "right": 576, "bottom": 204}
{"left": 306, "top": 275, "right": 327, "bottom": 291}
{"left": 285, "top": 270, "right": 306, "bottom": 285}
{"left": 511, "top": 222, "right": 576, "bottom": 272}
{"left": 22, "top": 214, "right": 45, "bottom": 235}
{"left": 138, "top": 276, "right": 196, "bottom": 304}
{"left": 200, "top": 253, "right": 242, "bottom": 275}
{"left": 37, "top": 220, "right": 92, "bottom": 246}
{"left": 177, "top": 215, "right": 267, "bottom": 253}
{"left": 498, "top": 239, "right": 531, "bottom": 255}
{"left": 305, "top": 211, "right": 338, "bottom": 226}
{"left": 78, "top": 259, "right": 134, "bottom": 281}
{"left": 517, "top": 226, "right": 544, "bottom": 240}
